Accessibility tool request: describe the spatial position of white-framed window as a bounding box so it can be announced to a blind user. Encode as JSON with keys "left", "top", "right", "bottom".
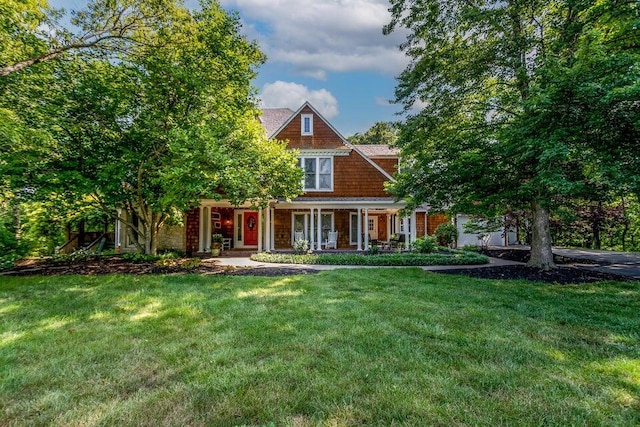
{"left": 292, "top": 212, "right": 334, "bottom": 244}
{"left": 301, "top": 114, "right": 313, "bottom": 135}
{"left": 350, "top": 212, "right": 359, "bottom": 245}
{"left": 299, "top": 156, "right": 333, "bottom": 191}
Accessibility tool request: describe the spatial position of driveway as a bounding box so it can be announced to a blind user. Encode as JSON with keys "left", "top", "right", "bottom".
{"left": 553, "top": 248, "right": 640, "bottom": 279}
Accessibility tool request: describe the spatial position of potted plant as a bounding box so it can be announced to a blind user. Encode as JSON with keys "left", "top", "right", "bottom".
{"left": 211, "top": 234, "right": 224, "bottom": 256}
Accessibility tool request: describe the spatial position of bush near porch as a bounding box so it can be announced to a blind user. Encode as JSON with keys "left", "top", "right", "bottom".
{"left": 251, "top": 250, "right": 488, "bottom": 266}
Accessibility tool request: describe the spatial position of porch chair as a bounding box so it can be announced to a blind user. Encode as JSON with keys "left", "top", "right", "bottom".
{"left": 294, "top": 231, "right": 304, "bottom": 241}
{"left": 326, "top": 231, "right": 338, "bottom": 249}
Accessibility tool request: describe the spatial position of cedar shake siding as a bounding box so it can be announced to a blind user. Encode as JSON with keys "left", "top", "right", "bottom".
{"left": 371, "top": 158, "right": 398, "bottom": 176}
{"left": 275, "top": 106, "right": 345, "bottom": 150}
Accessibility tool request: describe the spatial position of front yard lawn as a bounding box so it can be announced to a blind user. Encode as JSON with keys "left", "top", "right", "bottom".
{"left": 1, "top": 270, "right": 638, "bottom": 426}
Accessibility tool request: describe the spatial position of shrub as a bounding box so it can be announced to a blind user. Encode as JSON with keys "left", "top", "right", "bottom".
{"left": 251, "top": 251, "right": 489, "bottom": 266}
{"left": 52, "top": 249, "right": 99, "bottom": 263}
{"left": 293, "top": 239, "right": 310, "bottom": 254}
{"left": 413, "top": 236, "right": 437, "bottom": 253}
{"left": 367, "top": 245, "right": 380, "bottom": 255}
{"left": 434, "top": 223, "right": 458, "bottom": 247}
{"left": 121, "top": 252, "right": 160, "bottom": 263}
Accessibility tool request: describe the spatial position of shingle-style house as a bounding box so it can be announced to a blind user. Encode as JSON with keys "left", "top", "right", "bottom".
{"left": 115, "top": 102, "right": 449, "bottom": 253}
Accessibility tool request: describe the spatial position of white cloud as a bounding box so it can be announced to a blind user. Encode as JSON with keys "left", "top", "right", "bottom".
{"left": 221, "top": 0, "right": 409, "bottom": 78}
{"left": 260, "top": 81, "right": 339, "bottom": 119}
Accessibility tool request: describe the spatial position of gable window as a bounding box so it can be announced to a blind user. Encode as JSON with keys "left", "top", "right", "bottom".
{"left": 299, "top": 156, "right": 333, "bottom": 191}
{"left": 301, "top": 114, "right": 313, "bottom": 135}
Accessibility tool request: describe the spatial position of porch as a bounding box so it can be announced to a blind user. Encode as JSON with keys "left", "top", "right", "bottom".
{"left": 188, "top": 198, "right": 442, "bottom": 254}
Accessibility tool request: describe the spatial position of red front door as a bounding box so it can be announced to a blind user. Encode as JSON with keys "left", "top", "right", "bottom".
{"left": 244, "top": 212, "right": 258, "bottom": 246}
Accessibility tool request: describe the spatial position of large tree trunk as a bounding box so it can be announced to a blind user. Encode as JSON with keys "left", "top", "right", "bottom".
{"left": 528, "top": 201, "right": 556, "bottom": 270}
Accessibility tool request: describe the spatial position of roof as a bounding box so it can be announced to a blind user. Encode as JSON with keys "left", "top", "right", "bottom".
{"left": 259, "top": 108, "right": 294, "bottom": 138}
{"left": 353, "top": 144, "right": 399, "bottom": 158}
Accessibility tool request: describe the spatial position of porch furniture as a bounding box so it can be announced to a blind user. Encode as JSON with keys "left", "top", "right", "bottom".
{"left": 222, "top": 238, "right": 232, "bottom": 251}
{"left": 390, "top": 234, "right": 406, "bottom": 250}
{"left": 326, "top": 231, "right": 338, "bottom": 249}
{"left": 294, "top": 231, "right": 305, "bottom": 241}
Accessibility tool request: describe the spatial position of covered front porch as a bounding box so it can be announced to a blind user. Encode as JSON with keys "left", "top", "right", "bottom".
{"left": 191, "top": 198, "right": 420, "bottom": 253}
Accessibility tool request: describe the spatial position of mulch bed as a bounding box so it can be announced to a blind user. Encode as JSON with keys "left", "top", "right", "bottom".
{"left": 1, "top": 257, "right": 320, "bottom": 277}
{"left": 435, "top": 265, "right": 632, "bottom": 284}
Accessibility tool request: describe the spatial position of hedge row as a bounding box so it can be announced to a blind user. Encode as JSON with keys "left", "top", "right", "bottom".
{"left": 250, "top": 251, "right": 489, "bottom": 266}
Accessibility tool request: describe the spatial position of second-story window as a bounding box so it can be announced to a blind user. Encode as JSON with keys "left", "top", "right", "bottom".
{"left": 301, "top": 114, "right": 313, "bottom": 135}
{"left": 299, "top": 156, "right": 332, "bottom": 191}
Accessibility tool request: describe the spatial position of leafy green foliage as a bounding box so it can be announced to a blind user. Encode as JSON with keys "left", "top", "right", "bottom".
{"left": 412, "top": 235, "right": 437, "bottom": 253}
{"left": 385, "top": 0, "right": 640, "bottom": 267}
{"left": 251, "top": 251, "right": 488, "bottom": 266}
{"left": 347, "top": 122, "right": 398, "bottom": 145}
{"left": 434, "top": 223, "right": 458, "bottom": 247}
{"left": 1, "top": 0, "right": 303, "bottom": 255}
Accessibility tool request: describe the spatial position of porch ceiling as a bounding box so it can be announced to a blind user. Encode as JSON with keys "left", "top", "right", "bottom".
{"left": 275, "top": 197, "right": 406, "bottom": 210}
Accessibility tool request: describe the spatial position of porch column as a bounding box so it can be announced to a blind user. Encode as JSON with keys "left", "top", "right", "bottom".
{"left": 402, "top": 216, "right": 409, "bottom": 249}
{"left": 411, "top": 211, "right": 417, "bottom": 243}
{"left": 115, "top": 209, "right": 122, "bottom": 249}
{"left": 316, "top": 208, "right": 322, "bottom": 251}
{"left": 199, "top": 206, "right": 205, "bottom": 252}
{"left": 357, "top": 208, "right": 362, "bottom": 251}
{"left": 264, "top": 207, "right": 271, "bottom": 252}
{"left": 257, "top": 208, "right": 263, "bottom": 253}
{"left": 309, "top": 208, "right": 315, "bottom": 249}
{"left": 364, "top": 209, "right": 369, "bottom": 249}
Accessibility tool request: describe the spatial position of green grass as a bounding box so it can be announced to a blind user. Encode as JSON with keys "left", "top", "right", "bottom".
{"left": 251, "top": 251, "right": 489, "bottom": 265}
{"left": 1, "top": 270, "right": 639, "bottom": 426}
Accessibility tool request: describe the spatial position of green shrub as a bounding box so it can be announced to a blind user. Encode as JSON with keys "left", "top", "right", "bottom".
{"left": 251, "top": 251, "right": 488, "bottom": 266}
{"left": 434, "top": 223, "right": 458, "bottom": 247}
{"left": 461, "top": 245, "right": 482, "bottom": 252}
{"left": 367, "top": 245, "right": 380, "bottom": 255}
{"left": 121, "top": 252, "right": 160, "bottom": 263}
{"left": 293, "top": 239, "right": 310, "bottom": 254}
{"left": 413, "top": 236, "right": 437, "bottom": 253}
{"left": 52, "top": 249, "right": 99, "bottom": 263}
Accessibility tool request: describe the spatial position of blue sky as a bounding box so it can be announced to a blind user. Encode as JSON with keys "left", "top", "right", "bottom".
{"left": 51, "top": 0, "right": 409, "bottom": 136}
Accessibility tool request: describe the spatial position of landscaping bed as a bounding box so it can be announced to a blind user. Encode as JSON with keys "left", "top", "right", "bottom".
{"left": 250, "top": 251, "right": 489, "bottom": 266}
{"left": 436, "top": 265, "right": 634, "bottom": 284}
{"left": 1, "top": 256, "right": 319, "bottom": 277}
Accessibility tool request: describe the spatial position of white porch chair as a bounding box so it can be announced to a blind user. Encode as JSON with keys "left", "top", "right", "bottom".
{"left": 294, "top": 231, "right": 304, "bottom": 241}
{"left": 326, "top": 231, "right": 338, "bottom": 249}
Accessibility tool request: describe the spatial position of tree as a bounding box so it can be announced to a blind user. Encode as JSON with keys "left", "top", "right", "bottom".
{"left": 385, "top": 0, "right": 640, "bottom": 269}
{"left": 1, "top": 0, "right": 303, "bottom": 255}
{"left": 347, "top": 122, "right": 398, "bottom": 145}
{"left": 0, "top": 0, "right": 176, "bottom": 77}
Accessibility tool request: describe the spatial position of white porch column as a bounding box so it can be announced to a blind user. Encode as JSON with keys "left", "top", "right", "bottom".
{"left": 199, "top": 206, "right": 205, "bottom": 252}
{"left": 357, "top": 208, "right": 362, "bottom": 251}
{"left": 411, "top": 211, "right": 417, "bottom": 243}
{"left": 257, "top": 208, "right": 263, "bottom": 253}
{"left": 364, "top": 209, "right": 369, "bottom": 249}
{"left": 115, "top": 209, "right": 122, "bottom": 249}
{"left": 316, "top": 208, "right": 322, "bottom": 251}
{"left": 264, "top": 207, "right": 271, "bottom": 252}
{"left": 309, "top": 208, "right": 315, "bottom": 249}
{"left": 402, "top": 216, "right": 409, "bottom": 249}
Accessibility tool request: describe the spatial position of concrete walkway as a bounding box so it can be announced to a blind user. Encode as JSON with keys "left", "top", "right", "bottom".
{"left": 553, "top": 248, "right": 640, "bottom": 279}
{"left": 213, "top": 255, "right": 522, "bottom": 272}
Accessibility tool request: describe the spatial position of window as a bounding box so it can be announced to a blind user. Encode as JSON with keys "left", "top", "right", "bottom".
{"left": 301, "top": 114, "right": 313, "bottom": 135}
{"left": 350, "top": 212, "right": 359, "bottom": 245}
{"left": 292, "top": 212, "right": 334, "bottom": 244}
{"left": 299, "top": 156, "right": 333, "bottom": 191}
